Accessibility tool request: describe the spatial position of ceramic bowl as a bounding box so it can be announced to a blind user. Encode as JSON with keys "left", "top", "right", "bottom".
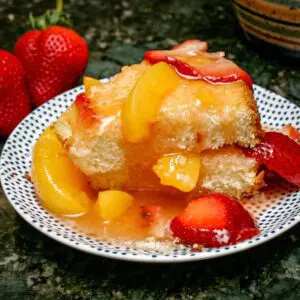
{"left": 233, "top": 0, "right": 300, "bottom": 58}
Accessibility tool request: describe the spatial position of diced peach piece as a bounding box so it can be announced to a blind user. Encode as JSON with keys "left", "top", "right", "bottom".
{"left": 32, "top": 127, "right": 93, "bottom": 216}
{"left": 95, "top": 190, "right": 134, "bottom": 221}
{"left": 122, "top": 62, "right": 180, "bottom": 143}
{"left": 84, "top": 76, "right": 102, "bottom": 97}
{"left": 153, "top": 154, "right": 201, "bottom": 192}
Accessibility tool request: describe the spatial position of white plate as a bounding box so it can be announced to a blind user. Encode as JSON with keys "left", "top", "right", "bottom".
{"left": 0, "top": 84, "right": 299, "bottom": 262}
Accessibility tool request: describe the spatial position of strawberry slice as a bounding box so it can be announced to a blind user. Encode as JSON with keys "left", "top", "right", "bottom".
{"left": 144, "top": 40, "right": 253, "bottom": 89}
{"left": 162, "top": 40, "right": 208, "bottom": 56}
{"left": 170, "top": 193, "right": 259, "bottom": 247}
{"left": 156, "top": 40, "right": 224, "bottom": 60}
{"left": 245, "top": 132, "right": 300, "bottom": 187}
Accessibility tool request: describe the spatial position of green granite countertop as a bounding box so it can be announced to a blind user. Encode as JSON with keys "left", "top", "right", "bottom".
{"left": 1, "top": 0, "right": 300, "bottom": 299}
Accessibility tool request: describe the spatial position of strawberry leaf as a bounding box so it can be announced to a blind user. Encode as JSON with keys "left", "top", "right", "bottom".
{"left": 28, "top": 0, "right": 72, "bottom": 30}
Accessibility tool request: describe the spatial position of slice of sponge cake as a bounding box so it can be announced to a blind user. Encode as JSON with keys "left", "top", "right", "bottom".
{"left": 55, "top": 41, "right": 263, "bottom": 198}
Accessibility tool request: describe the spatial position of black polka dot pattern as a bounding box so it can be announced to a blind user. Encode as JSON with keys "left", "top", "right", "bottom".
{"left": 0, "top": 84, "right": 299, "bottom": 262}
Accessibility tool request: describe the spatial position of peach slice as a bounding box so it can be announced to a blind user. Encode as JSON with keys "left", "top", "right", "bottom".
{"left": 153, "top": 154, "right": 201, "bottom": 192}
{"left": 121, "top": 62, "right": 180, "bottom": 143}
{"left": 95, "top": 190, "right": 134, "bottom": 221}
{"left": 32, "top": 127, "right": 93, "bottom": 216}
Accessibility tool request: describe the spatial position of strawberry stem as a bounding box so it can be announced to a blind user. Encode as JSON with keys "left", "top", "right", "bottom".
{"left": 56, "top": 0, "right": 63, "bottom": 13}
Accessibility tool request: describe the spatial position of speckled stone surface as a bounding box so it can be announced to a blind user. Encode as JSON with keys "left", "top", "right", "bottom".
{"left": 0, "top": 0, "right": 300, "bottom": 299}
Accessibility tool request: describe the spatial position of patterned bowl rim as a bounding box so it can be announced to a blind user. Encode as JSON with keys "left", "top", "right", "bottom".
{"left": 0, "top": 83, "right": 299, "bottom": 263}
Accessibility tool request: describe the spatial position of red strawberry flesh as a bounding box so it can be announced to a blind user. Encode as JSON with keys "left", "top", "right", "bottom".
{"left": 245, "top": 132, "right": 300, "bottom": 187}
{"left": 170, "top": 193, "right": 259, "bottom": 247}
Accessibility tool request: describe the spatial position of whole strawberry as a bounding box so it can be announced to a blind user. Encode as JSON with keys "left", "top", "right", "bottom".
{"left": 0, "top": 50, "right": 31, "bottom": 136}
{"left": 14, "top": 1, "right": 88, "bottom": 107}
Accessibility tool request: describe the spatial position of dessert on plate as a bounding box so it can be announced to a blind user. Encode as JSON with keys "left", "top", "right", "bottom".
{"left": 32, "top": 40, "right": 300, "bottom": 249}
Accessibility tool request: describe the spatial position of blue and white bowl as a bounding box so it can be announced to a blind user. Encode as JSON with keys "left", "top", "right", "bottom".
{"left": 0, "top": 84, "right": 299, "bottom": 262}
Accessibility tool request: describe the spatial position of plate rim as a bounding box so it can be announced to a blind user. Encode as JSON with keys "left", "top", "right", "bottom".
{"left": 1, "top": 83, "right": 300, "bottom": 263}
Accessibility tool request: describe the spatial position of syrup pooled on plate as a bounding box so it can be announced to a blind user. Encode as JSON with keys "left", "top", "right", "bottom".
{"left": 68, "top": 191, "right": 187, "bottom": 242}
